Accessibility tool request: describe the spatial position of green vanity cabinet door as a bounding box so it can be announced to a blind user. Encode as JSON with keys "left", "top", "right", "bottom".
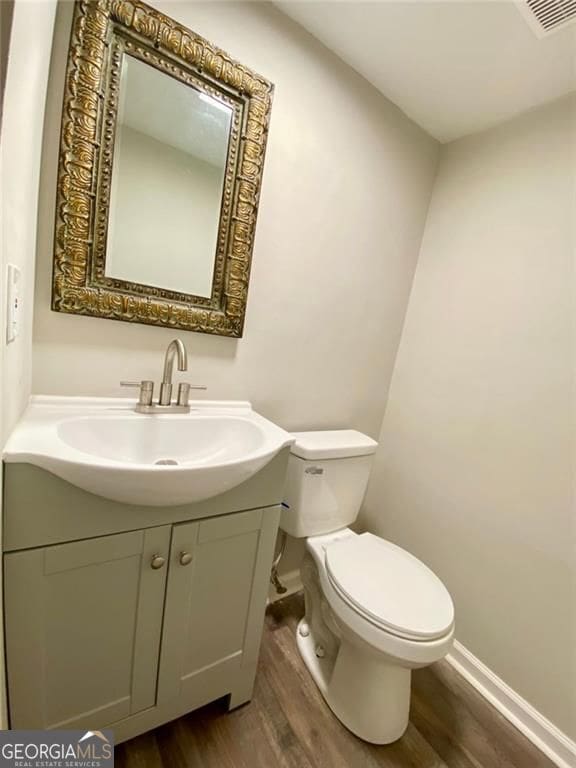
{"left": 4, "top": 526, "right": 171, "bottom": 730}
{"left": 157, "top": 507, "right": 279, "bottom": 709}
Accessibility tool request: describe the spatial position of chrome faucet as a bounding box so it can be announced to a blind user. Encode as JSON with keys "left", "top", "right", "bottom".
{"left": 159, "top": 338, "right": 188, "bottom": 406}
{"left": 120, "top": 338, "right": 206, "bottom": 413}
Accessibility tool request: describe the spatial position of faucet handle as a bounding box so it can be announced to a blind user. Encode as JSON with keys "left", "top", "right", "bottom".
{"left": 177, "top": 382, "right": 207, "bottom": 407}
{"left": 120, "top": 380, "right": 154, "bottom": 407}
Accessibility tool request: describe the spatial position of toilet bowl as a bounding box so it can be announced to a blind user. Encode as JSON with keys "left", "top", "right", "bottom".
{"left": 281, "top": 430, "right": 454, "bottom": 744}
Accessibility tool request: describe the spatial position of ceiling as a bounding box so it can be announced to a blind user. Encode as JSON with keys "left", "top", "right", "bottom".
{"left": 275, "top": 0, "right": 576, "bottom": 142}
{"left": 120, "top": 54, "right": 231, "bottom": 167}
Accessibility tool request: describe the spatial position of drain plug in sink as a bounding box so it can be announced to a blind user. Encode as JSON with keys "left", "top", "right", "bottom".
{"left": 154, "top": 458, "right": 179, "bottom": 466}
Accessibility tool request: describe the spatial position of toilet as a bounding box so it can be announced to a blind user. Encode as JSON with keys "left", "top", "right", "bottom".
{"left": 281, "top": 430, "right": 455, "bottom": 745}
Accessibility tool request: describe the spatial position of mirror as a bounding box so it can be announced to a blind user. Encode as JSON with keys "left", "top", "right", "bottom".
{"left": 106, "top": 56, "right": 232, "bottom": 297}
{"left": 52, "top": 0, "right": 274, "bottom": 338}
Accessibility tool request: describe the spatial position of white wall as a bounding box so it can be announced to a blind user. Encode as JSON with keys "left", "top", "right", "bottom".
{"left": 33, "top": 1, "right": 438, "bottom": 441}
{"left": 0, "top": 1, "right": 14, "bottom": 124}
{"left": 1, "top": 0, "right": 56, "bottom": 444}
{"left": 362, "top": 95, "right": 576, "bottom": 740}
{"left": 0, "top": 0, "right": 57, "bottom": 729}
{"left": 107, "top": 126, "right": 222, "bottom": 297}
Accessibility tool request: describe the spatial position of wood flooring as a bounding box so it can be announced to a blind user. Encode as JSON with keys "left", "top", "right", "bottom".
{"left": 116, "top": 593, "right": 555, "bottom": 768}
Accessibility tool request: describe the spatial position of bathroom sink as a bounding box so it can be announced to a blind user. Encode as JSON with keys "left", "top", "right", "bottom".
{"left": 3, "top": 397, "right": 293, "bottom": 506}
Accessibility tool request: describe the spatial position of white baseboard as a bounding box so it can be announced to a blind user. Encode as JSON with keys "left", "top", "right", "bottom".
{"left": 268, "top": 568, "right": 303, "bottom": 603}
{"left": 447, "top": 640, "right": 576, "bottom": 768}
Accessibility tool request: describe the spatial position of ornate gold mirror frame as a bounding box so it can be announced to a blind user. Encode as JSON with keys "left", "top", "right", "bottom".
{"left": 52, "top": 0, "right": 274, "bottom": 337}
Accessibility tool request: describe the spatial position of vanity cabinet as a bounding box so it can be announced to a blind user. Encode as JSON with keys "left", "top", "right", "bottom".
{"left": 3, "top": 454, "right": 288, "bottom": 742}
{"left": 5, "top": 527, "right": 171, "bottom": 730}
{"left": 157, "top": 510, "right": 267, "bottom": 707}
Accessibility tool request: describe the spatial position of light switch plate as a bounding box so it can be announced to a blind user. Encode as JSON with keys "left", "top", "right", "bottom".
{"left": 6, "top": 264, "right": 22, "bottom": 344}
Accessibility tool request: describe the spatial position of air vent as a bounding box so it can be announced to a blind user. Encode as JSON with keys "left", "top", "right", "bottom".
{"left": 517, "top": 0, "right": 576, "bottom": 37}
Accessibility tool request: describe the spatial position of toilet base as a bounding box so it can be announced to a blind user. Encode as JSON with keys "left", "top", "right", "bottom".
{"left": 296, "top": 618, "right": 411, "bottom": 744}
{"left": 296, "top": 548, "right": 412, "bottom": 744}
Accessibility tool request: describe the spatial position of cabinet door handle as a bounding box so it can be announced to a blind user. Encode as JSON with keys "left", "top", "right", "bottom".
{"left": 150, "top": 554, "right": 166, "bottom": 570}
{"left": 179, "top": 551, "right": 193, "bottom": 566}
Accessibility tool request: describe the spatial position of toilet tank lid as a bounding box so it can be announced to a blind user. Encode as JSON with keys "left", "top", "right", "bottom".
{"left": 290, "top": 430, "right": 378, "bottom": 460}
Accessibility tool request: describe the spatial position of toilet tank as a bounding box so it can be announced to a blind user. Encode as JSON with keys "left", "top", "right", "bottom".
{"left": 280, "top": 430, "right": 378, "bottom": 538}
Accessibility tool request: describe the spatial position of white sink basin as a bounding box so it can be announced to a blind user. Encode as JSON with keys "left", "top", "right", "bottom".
{"left": 3, "top": 397, "right": 294, "bottom": 506}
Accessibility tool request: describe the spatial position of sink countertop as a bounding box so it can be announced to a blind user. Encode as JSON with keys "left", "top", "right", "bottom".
{"left": 3, "top": 396, "right": 294, "bottom": 507}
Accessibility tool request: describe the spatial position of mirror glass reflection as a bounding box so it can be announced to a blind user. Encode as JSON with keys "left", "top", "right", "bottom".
{"left": 105, "top": 55, "right": 233, "bottom": 297}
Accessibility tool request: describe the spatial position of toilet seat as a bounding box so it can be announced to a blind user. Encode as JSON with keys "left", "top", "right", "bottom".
{"left": 325, "top": 533, "right": 454, "bottom": 642}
